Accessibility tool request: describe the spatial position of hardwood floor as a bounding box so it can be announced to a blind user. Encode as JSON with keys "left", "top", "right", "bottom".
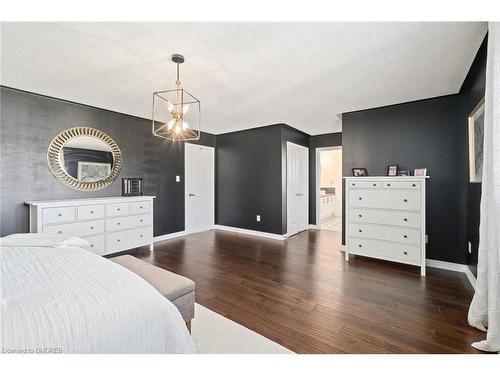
{"left": 134, "top": 229, "right": 483, "bottom": 353}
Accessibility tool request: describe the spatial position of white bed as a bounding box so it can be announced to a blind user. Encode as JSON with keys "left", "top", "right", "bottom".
{"left": 0, "top": 236, "right": 196, "bottom": 354}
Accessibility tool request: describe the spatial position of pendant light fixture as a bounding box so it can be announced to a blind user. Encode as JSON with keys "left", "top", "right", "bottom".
{"left": 152, "top": 54, "right": 201, "bottom": 141}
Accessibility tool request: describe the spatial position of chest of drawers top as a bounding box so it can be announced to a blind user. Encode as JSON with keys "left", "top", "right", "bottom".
{"left": 26, "top": 196, "right": 156, "bottom": 207}
{"left": 344, "top": 176, "right": 428, "bottom": 185}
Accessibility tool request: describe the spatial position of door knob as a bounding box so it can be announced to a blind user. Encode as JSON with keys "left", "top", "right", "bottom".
{"left": 189, "top": 193, "right": 195, "bottom": 197}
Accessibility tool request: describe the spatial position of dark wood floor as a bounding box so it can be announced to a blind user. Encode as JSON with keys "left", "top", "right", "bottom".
{"left": 134, "top": 229, "right": 483, "bottom": 353}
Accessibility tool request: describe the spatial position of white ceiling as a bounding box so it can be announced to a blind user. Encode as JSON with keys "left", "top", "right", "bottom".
{"left": 0, "top": 22, "right": 487, "bottom": 135}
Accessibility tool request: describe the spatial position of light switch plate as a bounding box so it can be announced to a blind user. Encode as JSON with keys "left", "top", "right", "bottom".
{"left": 468, "top": 242, "right": 472, "bottom": 254}
{"left": 256, "top": 215, "right": 261, "bottom": 222}
{"left": 176, "top": 175, "right": 181, "bottom": 182}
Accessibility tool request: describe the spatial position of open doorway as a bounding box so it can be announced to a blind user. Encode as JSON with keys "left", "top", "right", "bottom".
{"left": 316, "top": 147, "right": 342, "bottom": 232}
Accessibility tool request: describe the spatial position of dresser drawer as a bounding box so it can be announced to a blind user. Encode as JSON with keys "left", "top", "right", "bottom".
{"left": 78, "top": 204, "right": 105, "bottom": 220}
{"left": 42, "top": 206, "right": 76, "bottom": 224}
{"left": 43, "top": 220, "right": 105, "bottom": 237}
{"left": 106, "top": 214, "right": 150, "bottom": 232}
{"left": 349, "top": 223, "right": 420, "bottom": 245}
{"left": 382, "top": 181, "right": 421, "bottom": 189}
{"left": 106, "top": 202, "right": 130, "bottom": 217}
{"left": 349, "top": 209, "right": 421, "bottom": 228}
{"left": 82, "top": 234, "right": 106, "bottom": 255}
{"left": 106, "top": 227, "right": 151, "bottom": 253}
{"left": 348, "top": 180, "right": 381, "bottom": 189}
{"left": 349, "top": 189, "right": 421, "bottom": 210}
{"left": 130, "top": 201, "right": 151, "bottom": 214}
{"left": 348, "top": 238, "right": 421, "bottom": 263}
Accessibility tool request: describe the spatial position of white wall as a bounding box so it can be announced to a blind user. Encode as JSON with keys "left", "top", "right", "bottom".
{"left": 320, "top": 149, "right": 342, "bottom": 216}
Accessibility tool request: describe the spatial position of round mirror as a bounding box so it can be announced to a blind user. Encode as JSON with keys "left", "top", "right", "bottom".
{"left": 47, "top": 127, "right": 122, "bottom": 191}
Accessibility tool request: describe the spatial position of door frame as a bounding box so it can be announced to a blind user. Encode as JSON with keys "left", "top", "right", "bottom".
{"left": 286, "top": 141, "right": 309, "bottom": 237}
{"left": 315, "top": 146, "right": 342, "bottom": 229}
{"left": 184, "top": 142, "right": 215, "bottom": 233}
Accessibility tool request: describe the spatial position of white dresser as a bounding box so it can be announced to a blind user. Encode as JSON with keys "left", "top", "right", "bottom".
{"left": 344, "top": 177, "right": 427, "bottom": 275}
{"left": 26, "top": 196, "right": 155, "bottom": 256}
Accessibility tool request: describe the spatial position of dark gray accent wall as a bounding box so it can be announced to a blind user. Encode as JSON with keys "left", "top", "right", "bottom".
{"left": 309, "top": 133, "right": 342, "bottom": 225}
{"left": 0, "top": 87, "right": 215, "bottom": 237}
{"left": 215, "top": 125, "right": 283, "bottom": 234}
{"left": 460, "top": 34, "right": 488, "bottom": 276}
{"left": 342, "top": 94, "right": 468, "bottom": 264}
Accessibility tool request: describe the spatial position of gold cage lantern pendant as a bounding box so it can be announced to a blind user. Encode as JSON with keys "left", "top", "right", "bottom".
{"left": 152, "top": 54, "right": 201, "bottom": 141}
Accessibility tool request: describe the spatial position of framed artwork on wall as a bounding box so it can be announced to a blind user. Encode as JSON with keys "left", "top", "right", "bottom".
{"left": 468, "top": 97, "right": 485, "bottom": 183}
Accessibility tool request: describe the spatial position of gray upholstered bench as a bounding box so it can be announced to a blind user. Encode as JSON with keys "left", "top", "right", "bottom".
{"left": 110, "top": 255, "right": 195, "bottom": 331}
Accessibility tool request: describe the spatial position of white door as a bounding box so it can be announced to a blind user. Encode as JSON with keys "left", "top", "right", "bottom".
{"left": 287, "top": 142, "right": 309, "bottom": 236}
{"left": 185, "top": 143, "right": 215, "bottom": 233}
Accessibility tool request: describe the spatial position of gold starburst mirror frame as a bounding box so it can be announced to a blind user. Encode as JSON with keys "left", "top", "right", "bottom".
{"left": 47, "top": 127, "right": 122, "bottom": 191}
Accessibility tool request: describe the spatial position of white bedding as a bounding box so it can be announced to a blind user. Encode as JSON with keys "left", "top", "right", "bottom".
{"left": 1, "top": 244, "right": 196, "bottom": 354}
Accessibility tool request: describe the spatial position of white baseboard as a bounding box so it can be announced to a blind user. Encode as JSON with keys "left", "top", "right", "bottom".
{"left": 426, "top": 259, "right": 468, "bottom": 273}
{"left": 154, "top": 230, "right": 187, "bottom": 242}
{"left": 213, "top": 225, "right": 286, "bottom": 241}
{"left": 464, "top": 266, "right": 477, "bottom": 290}
{"left": 426, "top": 259, "right": 476, "bottom": 290}
{"left": 308, "top": 224, "right": 319, "bottom": 230}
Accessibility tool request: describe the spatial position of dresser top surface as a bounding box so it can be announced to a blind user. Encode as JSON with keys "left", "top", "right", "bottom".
{"left": 26, "top": 196, "right": 156, "bottom": 206}
{"left": 343, "top": 176, "right": 429, "bottom": 180}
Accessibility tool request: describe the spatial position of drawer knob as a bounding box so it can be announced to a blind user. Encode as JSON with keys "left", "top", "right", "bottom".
{"left": 412, "top": 184, "right": 416, "bottom": 187}
{"left": 358, "top": 197, "right": 362, "bottom": 200}
{"left": 57, "top": 213, "right": 62, "bottom": 217}
{"left": 117, "top": 208, "right": 121, "bottom": 211}
{"left": 352, "top": 183, "right": 355, "bottom": 186}
{"left": 117, "top": 239, "right": 121, "bottom": 242}
{"left": 358, "top": 229, "right": 362, "bottom": 233}
{"left": 90, "top": 226, "right": 94, "bottom": 229}
{"left": 387, "top": 183, "right": 391, "bottom": 186}
{"left": 403, "top": 251, "right": 408, "bottom": 255}
{"left": 140, "top": 206, "right": 143, "bottom": 209}
{"left": 358, "top": 214, "right": 362, "bottom": 218}
{"left": 403, "top": 235, "right": 408, "bottom": 238}
{"left": 404, "top": 199, "right": 408, "bottom": 202}
{"left": 358, "top": 244, "right": 362, "bottom": 248}
{"left": 57, "top": 230, "right": 62, "bottom": 234}
{"left": 90, "top": 244, "right": 94, "bottom": 248}
{"left": 90, "top": 210, "right": 94, "bottom": 214}
{"left": 140, "top": 219, "right": 143, "bottom": 222}
{"left": 373, "top": 183, "right": 377, "bottom": 186}
{"left": 140, "top": 235, "right": 143, "bottom": 238}
{"left": 404, "top": 218, "right": 408, "bottom": 222}
{"left": 117, "top": 222, "right": 121, "bottom": 225}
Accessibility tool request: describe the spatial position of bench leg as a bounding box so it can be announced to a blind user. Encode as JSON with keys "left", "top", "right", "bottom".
{"left": 186, "top": 320, "right": 191, "bottom": 333}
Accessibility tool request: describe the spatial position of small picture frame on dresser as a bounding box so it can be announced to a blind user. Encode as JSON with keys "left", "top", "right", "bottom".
{"left": 398, "top": 169, "right": 410, "bottom": 176}
{"left": 414, "top": 168, "right": 427, "bottom": 176}
{"left": 352, "top": 168, "right": 368, "bottom": 177}
{"left": 387, "top": 164, "right": 398, "bottom": 176}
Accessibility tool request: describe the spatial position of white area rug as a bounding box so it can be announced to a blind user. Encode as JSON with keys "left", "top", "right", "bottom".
{"left": 191, "top": 304, "right": 294, "bottom": 354}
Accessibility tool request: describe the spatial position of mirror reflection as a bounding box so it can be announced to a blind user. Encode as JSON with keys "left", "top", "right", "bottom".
{"left": 61, "top": 136, "right": 114, "bottom": 182}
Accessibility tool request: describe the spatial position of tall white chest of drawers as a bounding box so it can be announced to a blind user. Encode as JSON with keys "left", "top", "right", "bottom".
{"left": 26, "top": 196, "right": 155, "bottom": 256}
{"left": 344, "top": 177, "right": 427, "bottom": 276}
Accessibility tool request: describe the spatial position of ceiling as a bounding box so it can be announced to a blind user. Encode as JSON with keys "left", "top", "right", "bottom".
{"left": 0, "top": 22, "right": 487, "bottom": 135}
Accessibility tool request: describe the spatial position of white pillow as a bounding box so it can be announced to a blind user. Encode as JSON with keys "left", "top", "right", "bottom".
{"left": 0, "top": 233, "right": 90, "bottom": 248}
